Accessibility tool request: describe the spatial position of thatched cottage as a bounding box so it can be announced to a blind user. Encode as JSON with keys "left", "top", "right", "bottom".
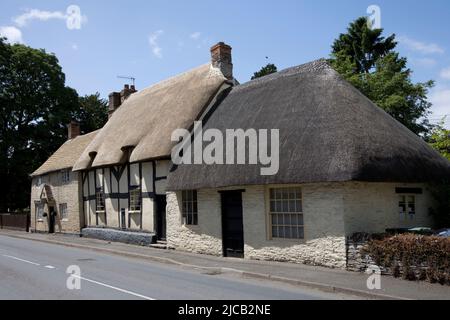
{"left": 30, "top": 42, "right": 450, "bottom": 268}
{"left": 69, "top": 43, "right": 236, "bottom": 242}
{"left": 30, "top": 123, "right": 98, "bottom": 234}
{"left": 165, "top": 59, "right": 450, "bottom": 268}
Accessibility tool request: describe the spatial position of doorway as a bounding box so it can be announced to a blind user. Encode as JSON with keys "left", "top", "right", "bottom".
{"left": 48, "top": 206, "right": 55, "bottom": 234}
{"left": 221, "top": 191, "right": 244, "bottom": 258}
{"left": 155, "top": 195, "right": 167, "bottom": 241}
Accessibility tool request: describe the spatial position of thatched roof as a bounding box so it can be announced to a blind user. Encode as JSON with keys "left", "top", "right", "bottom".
{"left": 167, "top": 59, "right": 450, "bottom": 190}
{"left": 31, "top": 130, "right": 99, "bottom": 177}
{"left": 73, "top": 64, "right": 228, "bottom": 171}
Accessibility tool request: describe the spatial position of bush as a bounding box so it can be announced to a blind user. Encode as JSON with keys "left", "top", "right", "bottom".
{"left": 362, "top": 234, "right": 450, "bottom": 285}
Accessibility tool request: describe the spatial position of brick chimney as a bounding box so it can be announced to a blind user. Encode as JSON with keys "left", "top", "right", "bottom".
{"left": 108, "top": 92, "right": 121, "bottom": 119}
{"left": 68, "top": 121, "right": 80, "bottom": 140}
{"left": 108, "top": 85, "right": 137, "bottom": 119}
{"left": 120, "top": 84, "right": 137, "bottom": 103}
{"left": 211, "top": 42, "right": 233, "bottom": 80}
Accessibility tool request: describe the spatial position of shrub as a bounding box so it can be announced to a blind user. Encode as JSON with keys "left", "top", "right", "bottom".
{"left": 362, "top": 234, "right": 450, "bottom": 285}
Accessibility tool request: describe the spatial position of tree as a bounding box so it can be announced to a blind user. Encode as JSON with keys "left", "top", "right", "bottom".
{"left": 252, "top": 63, "right": 278, "bottom": 80}
{"left": 429, "top": 118, "right": 450, "bottom": 161}
{"left": 0, "top": 38, "right": 80, "bottom": 211}
{"left": 330, "top": 18, "right": 433, "bottom": 136}
{"left": 76, "top": 93, "right": 108, "bottom": 134}
{"left": 428, "top": 119, "right": 450, "bottom": 228}
{"left": 332, "top": 17, "right": 396, "bottom": 74}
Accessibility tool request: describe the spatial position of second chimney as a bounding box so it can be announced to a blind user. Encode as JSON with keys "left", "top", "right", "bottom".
{"left": 211, "top": 42, "right": 233, "bottom": 80}
{"left": 68, "top": 121, "right": 80, "bottom": 140}
{"left": 108, "top": 85, "right": 137, "bottom": 119}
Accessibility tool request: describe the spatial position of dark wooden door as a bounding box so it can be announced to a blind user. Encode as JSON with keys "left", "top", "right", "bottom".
{"left": 221, "top": 191, "right": 244, "bottom": 258}
{"left": 155, "top": 195, "right": 167, "bottom": 241}
{"left": 48, "top": 207, "right": 55, "bottom": 234}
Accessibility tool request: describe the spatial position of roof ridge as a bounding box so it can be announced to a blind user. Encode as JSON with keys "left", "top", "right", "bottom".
{"left": 236, "top": 58, "right": 333, "bottom": 90}
{"left": 130, "top": 63, "right": 224, "bottom": 100}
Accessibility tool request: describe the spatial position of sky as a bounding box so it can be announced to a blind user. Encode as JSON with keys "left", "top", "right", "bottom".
{"left": 1, "top": 0, "right": 449, "bottom": 127}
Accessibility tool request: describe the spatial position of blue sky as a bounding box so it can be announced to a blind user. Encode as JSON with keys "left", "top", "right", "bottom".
{"left": 1, "top": 0, "right": 449, "bottom": 127}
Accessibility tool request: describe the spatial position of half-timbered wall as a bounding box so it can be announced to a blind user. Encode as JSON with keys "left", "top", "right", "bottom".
{"left": 81, "top": 160, "right": 170, "bottom": 233}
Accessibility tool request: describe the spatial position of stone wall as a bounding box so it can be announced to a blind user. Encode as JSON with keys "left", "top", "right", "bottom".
{"left": 30, "top": 171, "right": 82, "bottom": 234}
{"left": 346, "top": 233, "right": 441, "bottom": 282}
{"left": 167, "top": 184, "right": 349, "bottom": 268}
{"left": 166, "top": 191, "right": 223, "bottom": 256}
{"left": 342, "top": 182, "right": 434, "bottom": 235}
{"left": 166, "top": 182, "right": 437, "bottom": 270}
{"left": 242, "top": 185, "right": 347, "bottom": 269}
{"left": 346, "top": 233, "right": 378, "bottom": 272}
{"left": 82, "top": 227, "right": 155, "bottom": 246}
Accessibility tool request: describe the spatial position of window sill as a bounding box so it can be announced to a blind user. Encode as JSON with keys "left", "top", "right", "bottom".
{"left": 269, "top": 238, "right": 306, "bottom": 244}
{"left": 61, "top": 219, "right": 69, "bottom": 222}
{"left": 96, "top": 211, "right": 105, "bottom": 214}
{"left": 183, "top": 224, "right": 200, "bottom": 228}
{"left": 37, "top": 219, "right": 44, "bottom": 222}
{"left": 129, "top": 211, "right": 141, "bottom": 214}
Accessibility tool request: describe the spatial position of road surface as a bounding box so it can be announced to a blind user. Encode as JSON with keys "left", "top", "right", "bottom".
{"left": 0, "top": 234, "right": 357, "bottom": 300}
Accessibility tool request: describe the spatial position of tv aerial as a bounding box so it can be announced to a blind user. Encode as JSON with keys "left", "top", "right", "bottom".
{"left": 117, "top": 75, "right": 136, "bottom": 86}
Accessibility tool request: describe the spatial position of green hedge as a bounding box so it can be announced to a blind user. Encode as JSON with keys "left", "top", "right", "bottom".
{"left": 362, "top": 234, "right": 450, "bottom": 285}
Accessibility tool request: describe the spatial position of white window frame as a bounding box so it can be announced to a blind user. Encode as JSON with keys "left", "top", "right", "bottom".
{"left": 267, "top": 186, "right": 304, "bottom": 240}
{"left": 398, "top": 195, "right": 416, "bottom": 221}
{"left": 129, "top": 187, "right": 141, "bottom": 213}
{"left": 95, "top": 187, "right": 105, "bottom": 213}
{"left": 61, "top": 169, "right": 71, "bottom": 184}
{"left": 182, "top": 190, "right": 198, "bottom": 226}
{"left": 36, "top": 203, "right": 44, "bottom": 221}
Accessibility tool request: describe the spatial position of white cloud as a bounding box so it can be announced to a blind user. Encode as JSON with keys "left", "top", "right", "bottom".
{"left": 13, "top": 8, "right": 87, "bottom": 30}
{"left": 397, "top": 36, "right": 444, "bottom": 55}
{"left": 149, "top": 30, "right": 164, "bottom": 58}
{"left": 0, "top": 26, "right": 23, "bottom": 44}
{"left": 71, "top": 43, "right": 78, "bottom": 50}
{"left": 440, "top": 67, "right": 450, "bottom": 80}
{"left": 410, "top": 57, "right": 437, "bottom": 68}
{"left": 14, "top": 9, "right": 67, "bottom": 27}
{"left": 429, "top": 86, "right": 450, "bottom": 127}
{"left": 190, "top": 32, "right": 201, "bottom": 40}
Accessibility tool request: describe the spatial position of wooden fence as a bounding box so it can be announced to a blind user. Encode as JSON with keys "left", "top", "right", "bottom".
{"left": 0, "top": 213, "right": 30, "bottom": 232}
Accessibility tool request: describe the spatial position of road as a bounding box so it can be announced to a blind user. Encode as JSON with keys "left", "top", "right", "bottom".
{"left": 0, "top": 234, "right": 357, "bottom": 300}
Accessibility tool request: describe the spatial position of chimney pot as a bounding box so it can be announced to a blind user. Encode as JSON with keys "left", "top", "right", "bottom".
{"left": 68, "top": 121, "right": 80, "bottom": 140}
{"left": 210, "top": 42, "right": 233, "bottom": 80}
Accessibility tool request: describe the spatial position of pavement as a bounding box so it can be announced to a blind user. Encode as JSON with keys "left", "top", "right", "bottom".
{"left": 1, "top": 229, "right": 449, "bottom": 300}
{"left": 0, "top": 233, "right": 355, "bottom": 300}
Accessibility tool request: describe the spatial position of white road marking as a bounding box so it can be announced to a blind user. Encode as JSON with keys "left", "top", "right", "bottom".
{"left": 2, "top": 255, "right": 41, "bottom": 266}
{"left": 72, "top": 275, "right": 156, "bottom": 300}
{"left": 1, "top": 249, "right": 154, "bottom": 300}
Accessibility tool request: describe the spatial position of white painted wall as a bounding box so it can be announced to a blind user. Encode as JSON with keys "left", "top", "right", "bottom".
{"left": 166, "top": 182, "right": 437, "bottom": 269}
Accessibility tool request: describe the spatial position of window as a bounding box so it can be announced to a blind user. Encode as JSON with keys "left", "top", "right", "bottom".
{"left": 269, "top": 187, "right": 304, "bottom": 239}
{"left": 36, "top": 203, "right": 44, "bottom": 220}
{"left": 61, "top": 169, "right": 70, "bottom": 184}
{"left": 59, "top": 203, "right": 68, "bottom": 220}
{"left": 182, "top": 190, "right": 198, "bottom": 225}
{"left": 36, "top": 177, "right": 42, "bottom": 186}
{"left": 399, "top": 195, "right": 415, "bottom": 221}
{"left": 129, "top": 187, "right": 141, "bottom": 212}
{"left": 96, "top": 187, "right": 105, "bottom": 212}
